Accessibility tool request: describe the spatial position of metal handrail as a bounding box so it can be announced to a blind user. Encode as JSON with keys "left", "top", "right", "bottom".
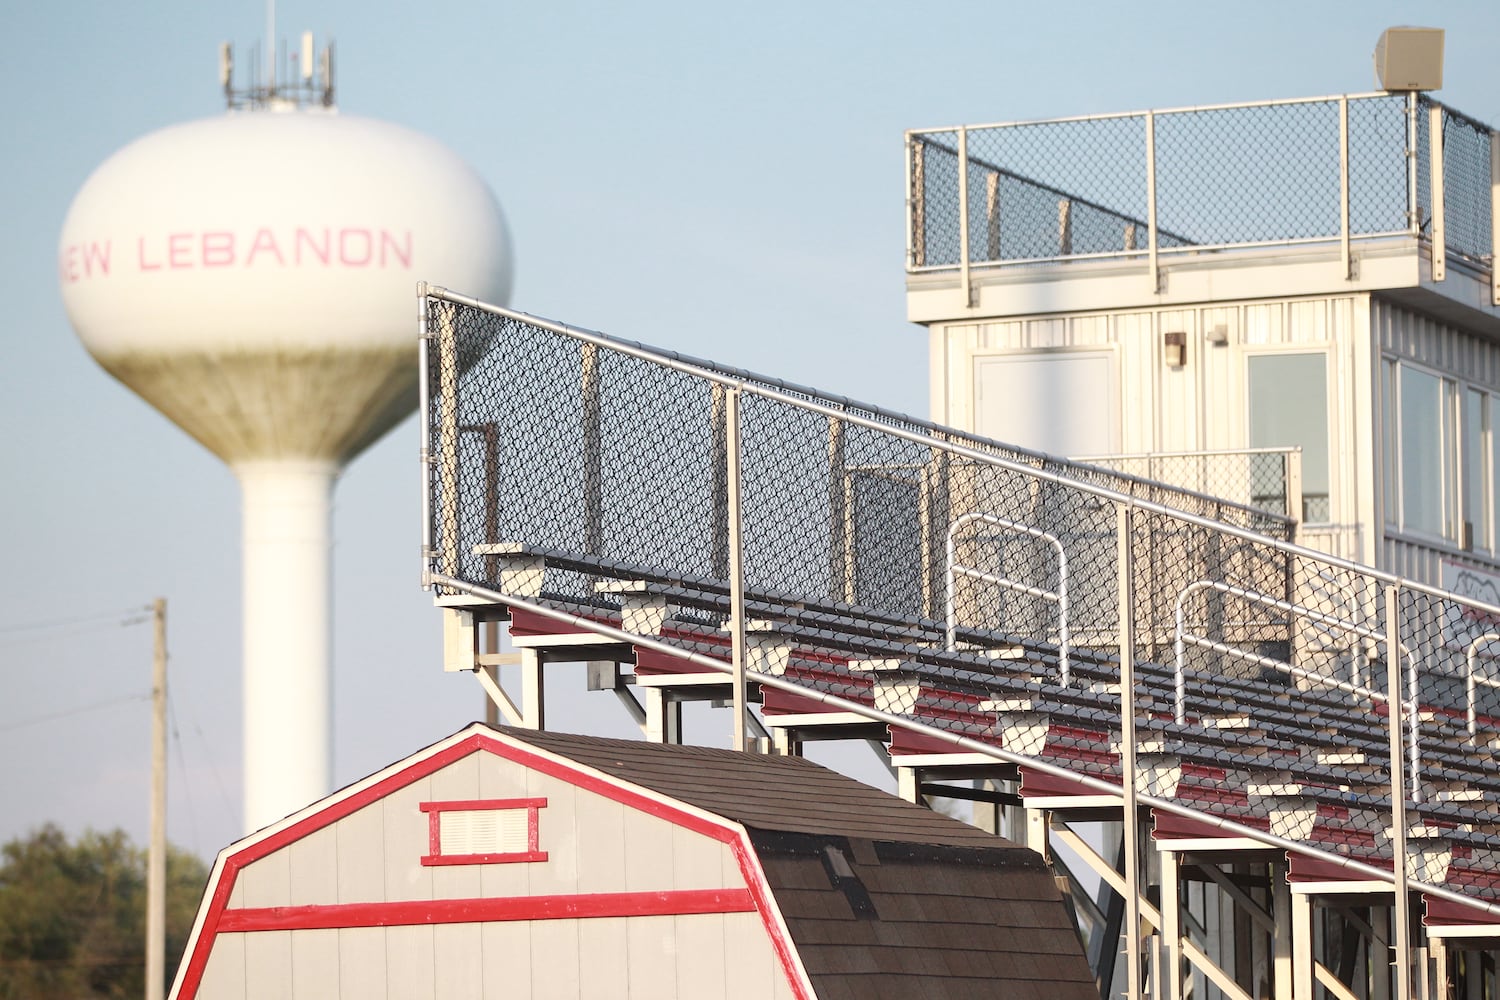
{"left": 1466, "top": 633, "right": 1500, "bottom": 739}
{"left": 432, "top": 572, "right": 1500, "bottom": 924}
{"left": 945, "top": 513, "right": 1070, "bottom": 685}
{"left": 424, "top": 286, "right": 1500, "bottom": 619}
{"left": 1172, "top": 579, "right": 1422, "bottom": 801}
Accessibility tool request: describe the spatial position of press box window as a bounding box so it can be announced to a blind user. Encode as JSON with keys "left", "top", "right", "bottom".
{"left": 420, "top": 798, "right": 548, "bottom": 866}
{"left": 1248, "top": 353, "right": 1330, "bottom": 523}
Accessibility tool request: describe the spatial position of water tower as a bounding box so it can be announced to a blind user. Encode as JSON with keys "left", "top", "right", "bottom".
{"left": 58, "top": 36, "right": 514, "bottom": 832}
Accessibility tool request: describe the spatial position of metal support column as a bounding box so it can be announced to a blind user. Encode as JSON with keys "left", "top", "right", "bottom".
{"left": 645, "top": 688, "right": 681, "bottom": 745}
{"left": 1386, "top": 584, "right": 1413, "bottom": 1000}
{"left": 1161, "top": 848, "right": 1183, "bottom": 1000}
{"left": 1118, "top": 502, "right": 1143, "bottom": 1000}
{"left": 725, "top": 386, "right": 749, "bottom": 752}
{"left": 1272, "top": 861, "right": 1292, "bottom": 1000}
{"left": 1292, "top": 890, "right": 1314, "bottom": 1000}
{"left": 520, "top": 647, "right": 544, "bottom": 730}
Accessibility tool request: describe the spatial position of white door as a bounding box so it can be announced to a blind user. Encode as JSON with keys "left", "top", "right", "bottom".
{"left": 973, "top": 350, "right": 1118, "bottom": 456}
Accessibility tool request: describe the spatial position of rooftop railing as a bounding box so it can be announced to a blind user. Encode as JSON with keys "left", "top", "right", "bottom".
{"left": 421, "top": 286, "right": 1500, "bottom": 923}
{"left": 907, "top": 94, "right": 1498, "bottom": 299}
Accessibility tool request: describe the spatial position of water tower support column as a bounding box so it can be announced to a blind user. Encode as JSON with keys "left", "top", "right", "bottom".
{"left": 236, "top": 458, "right": 338, "bottom": 831}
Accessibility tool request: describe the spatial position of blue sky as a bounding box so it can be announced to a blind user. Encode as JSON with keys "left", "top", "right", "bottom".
{"left": 3, "top": 0, "right": 1498, "bottom": 860}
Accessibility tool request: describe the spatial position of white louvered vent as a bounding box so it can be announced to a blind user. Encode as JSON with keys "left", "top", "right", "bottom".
{"left": 438, "top": 807, "right": 529, "bottom": 856}
{"left": 420, "top": 797, "right": 548, "bottom": 866}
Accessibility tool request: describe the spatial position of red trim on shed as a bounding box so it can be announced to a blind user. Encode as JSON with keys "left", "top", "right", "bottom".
{"left": 218, "top": 887, "right": 755, "bottom": 931}
{"left": 172, "top": 728, "right": 818, "bottom": 1000}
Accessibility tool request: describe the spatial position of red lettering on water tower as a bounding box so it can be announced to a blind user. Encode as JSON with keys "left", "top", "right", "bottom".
{"left": 202, "top": 232, "right": 236, "bottom": 267}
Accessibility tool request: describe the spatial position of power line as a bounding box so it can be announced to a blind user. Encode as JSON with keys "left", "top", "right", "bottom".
{"left": 0, "top": 693, "right": 151, "bottom": 734}
{"left": 0, "top": 605, "right": 153, "bottom": 635}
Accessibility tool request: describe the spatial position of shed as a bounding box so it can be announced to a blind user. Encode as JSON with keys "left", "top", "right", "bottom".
{"left": 169, "top": 724, "right": 1093, "bottom": 999}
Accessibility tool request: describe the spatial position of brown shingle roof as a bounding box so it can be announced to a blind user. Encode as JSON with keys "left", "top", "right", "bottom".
{"left": 497, "top": 726, "right": 1095, "bottom": 999}
{"left": 501, "top": 726, "right": 1014, "bottom": 848}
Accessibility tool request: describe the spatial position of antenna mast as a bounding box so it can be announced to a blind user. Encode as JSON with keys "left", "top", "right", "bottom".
{"left": 221, "top": 30, "right": 336, "bottom": 110}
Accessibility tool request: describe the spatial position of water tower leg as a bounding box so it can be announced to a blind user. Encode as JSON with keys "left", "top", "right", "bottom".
{"left": 236, "top": 458, "right": 337, "bottom": 833}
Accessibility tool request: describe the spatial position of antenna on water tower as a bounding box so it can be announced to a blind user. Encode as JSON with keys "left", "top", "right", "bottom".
{"left": 59, "top": 39, "right": 515, "bottom": 833}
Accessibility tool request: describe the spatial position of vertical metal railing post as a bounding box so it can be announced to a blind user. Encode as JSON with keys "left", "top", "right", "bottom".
{"left": 1489, "top": 128, "right": 1499, "bottom": 306}
{"left": 958, "top": 126, "right": 972, "bottom": 306}
{"left": 436, "top": 293, "right": 461, "bottom": 580}
{"left": 1286, "top": 448, "right": 1304, "bottom": 536}
{"left": 828, "top": 412, "right": 852, "bottom": 604}
{"left": 1430, "top": 102, "right": 1447, "bottom": 282}
{"left": 582, "top": 342, "right": 603, "bottom": 555}
{"left": 985, "top": 170, "right": 1001, "bottom": 261}
{"left": 710, "top": 383, "right": 729, "bottom": 580}
{"left": 726, "top": 385, "right": 749, "bottom": 752}
{"left": 1118, "top": 502, "right": 1143, "bottom": 1000}
{"left": 1407, "top": 92, "right": 1421, "bottom": 238}
{"left": 1145, "top": 111, "right": 1160, "bottom": 294}
{"left": 417, "top": 283, "right": 435, "bottom": 587}
{"left": 911, "top": 137, "right": 926, "bottom": 269}
{"left": 1386, "top": 583, "right": 1412, "bottom": 1000}
{"left": 1350, "top": 96, "right": 1362, "bottom": 281}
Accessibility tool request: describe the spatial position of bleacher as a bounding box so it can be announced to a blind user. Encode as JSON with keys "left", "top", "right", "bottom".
{"left": 421, "top": 285, "right": 1500, "bottom": 992}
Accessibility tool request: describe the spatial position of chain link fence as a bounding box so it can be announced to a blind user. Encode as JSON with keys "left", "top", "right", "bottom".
{"left": 424, "top": 288, "right": 1500, "bottom": 914}
{"left": 909, "top": 93, "right": 1495, "bottom": 275}
{"left": 1072, "top": 448, "right": 1305, "bottom": 521}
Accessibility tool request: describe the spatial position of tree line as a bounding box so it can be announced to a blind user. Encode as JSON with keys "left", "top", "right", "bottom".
{"left": 0, "top": 825, "right": 207, "bottom": 999}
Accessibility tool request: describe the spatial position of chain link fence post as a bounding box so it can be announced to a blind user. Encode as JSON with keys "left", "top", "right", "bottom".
{"left": 958, "top": 125, "right": 972, "bottom": 306}
{"left": 726, "top": 384, "right": 749, "bottom": 752}
{"left": 417, "top": 282, "right": 434, "bottom": 587}
{"left": 1430, "top": 102, "right": 1447, "bottom": 281}
{"left": 1118, "top": 500, "right": 1143, "bottom": 1000}
{"left": 1386, "top": 583, "right": 1412, "bottom": 1000}
{"left": 436, "top": 295, "right": 460, "bottom": 580}
{"left": 1490, "top": 126, "right": 1499, "bottom": 306}
{"left": 1350, "top": 95, "right": 1362, "bottom": 280}
{"left": 1145, "top": 109, "right": 1159, "bottom": 294}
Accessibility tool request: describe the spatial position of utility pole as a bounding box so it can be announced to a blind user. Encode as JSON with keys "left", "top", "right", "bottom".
{"left": 147, "top": 597, "right": 166, "bottom": 1000}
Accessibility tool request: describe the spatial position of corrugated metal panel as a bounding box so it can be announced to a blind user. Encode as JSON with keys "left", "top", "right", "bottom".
{"left": 1375, "top": 296, "right": 1500, "bottom": 385}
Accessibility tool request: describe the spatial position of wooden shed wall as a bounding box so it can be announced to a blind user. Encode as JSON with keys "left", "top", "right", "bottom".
{"left": 185, "top": 740, "right": 796, "bottom": 999}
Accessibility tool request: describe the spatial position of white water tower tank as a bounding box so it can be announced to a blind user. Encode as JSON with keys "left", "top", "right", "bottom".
{"left": 58, "top": 40, "right": 513, "bottom": 832}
